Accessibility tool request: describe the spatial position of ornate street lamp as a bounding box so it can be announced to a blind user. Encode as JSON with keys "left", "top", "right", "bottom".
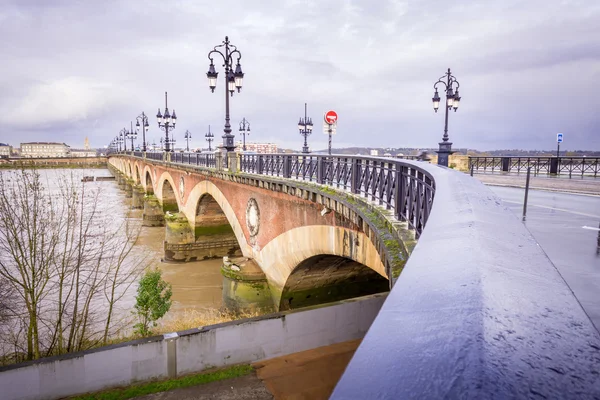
{"left": 126, "top": 121, "right": 137, "bottom": 151}
{"left": 239, "top": 118, "right": 250, "bottom": 151}
{"left": 118, "top": 129, "right": 127, "bottom": 152}
{"left": 136, "top": 112, "right": 150, "bottom": 152}
{"left": 207, "top": 36, "right": 244, "bottom": 152}
{"left": 432, "top": 68, "right": 461, "bottom": 167}
{"left": 184, "top": 130, "right": 192, "bottom": 152}
{"left": 167, "top": 135, "right": 176, "bottom": 151}
{"left": 156, "top": 91, "right": 177, "bottom": 152}
{"left": 298, "top": 103, "right": 313, "bottom": 154}
{"left": 205, "top": 125, "right": 214, "bottom": 151}
{"left": 159, "top": 137, "right": 164, "bottom": 151}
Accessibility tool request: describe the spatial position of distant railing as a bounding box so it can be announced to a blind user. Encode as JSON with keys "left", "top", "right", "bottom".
{"left": 469, "top": 156, "right": 600, "bottom": 177}
{"left": 170, "top": 152, "right": 216, "bottom": 168}
{"left": 146, "top": 152, "right": 163, "bottom": 161}
{"left": 239, "top": 154, "right": 434, "bottom": 237}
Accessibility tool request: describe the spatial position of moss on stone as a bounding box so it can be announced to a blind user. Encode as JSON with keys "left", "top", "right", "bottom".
{"left": 163, "top": 202, "right": 179, "bottom": 213}
{"left": 195, "top": 224, "right": 234, "bottom": 237}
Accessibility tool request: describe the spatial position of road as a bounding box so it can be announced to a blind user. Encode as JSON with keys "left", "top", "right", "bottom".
{"left": 489, "top": 186, "right": 600, "bottom": 331}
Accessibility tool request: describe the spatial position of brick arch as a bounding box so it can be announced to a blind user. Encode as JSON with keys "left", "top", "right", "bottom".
{"left": 134, "top": 164, "right": 141, "bottom": 184}
{"left": 142, "top": 165, "right": 154, "bottom": 194}
{"left": 181, "top": 180, "right": 249, "bottom": 255}
{"left": 254, "top": 225, "right": 386, "bottom": 310}
{"left": 155, "top": 171, "right": 181, "bottom": 212}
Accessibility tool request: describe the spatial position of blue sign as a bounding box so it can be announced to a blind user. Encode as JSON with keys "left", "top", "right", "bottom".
{"left": 557, "top": 133, "right": 563, "bottom": 143}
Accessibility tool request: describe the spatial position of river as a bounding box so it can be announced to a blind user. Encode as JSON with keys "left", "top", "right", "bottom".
{"left": 91, "top": 168, "right": 225, "bottom": 318}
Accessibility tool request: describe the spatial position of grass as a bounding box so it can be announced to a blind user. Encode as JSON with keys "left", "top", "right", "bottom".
{"left": 69, "top": 364, "right": 254, "bottom": 400}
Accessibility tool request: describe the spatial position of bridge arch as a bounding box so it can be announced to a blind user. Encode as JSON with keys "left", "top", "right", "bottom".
{"left": 279, "top": 254, "right": 388, "bottom": 310}
{"left": 156, "top": 172, "right": 179, "bottom": 213}
{"left": 134, "top": 164, "right": 141, "bottom": 184}
{"left": 143, "top": 166, "right": 154, "bottom": 194}
{"left": 181, "top": 180, "right": 249, "bottom": 254}
{"left": 254, "top": 225, "right": 387, "bottom": 309}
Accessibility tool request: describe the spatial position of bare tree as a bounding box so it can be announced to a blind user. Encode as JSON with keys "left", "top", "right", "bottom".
{"left": 0, "top": 169, "right": 144, "bottom": 362}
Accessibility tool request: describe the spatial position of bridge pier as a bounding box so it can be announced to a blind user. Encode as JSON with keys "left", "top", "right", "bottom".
{"left": 125, "top": 180, "right": 134, "bottom": 198}
{"left": 221, "top": 257, "right": 275, "bottom": 313}
{"left": 131, "top": 184, "right": 144, "bottom": 209}
{"left": 163, "top": 212, "right": 242, "bottom": 262}
{"left": 117, "top": 174, "right": 127, "bottom": 190}
{"left": 142, "top": 194, "right": 165, "bottom": 227}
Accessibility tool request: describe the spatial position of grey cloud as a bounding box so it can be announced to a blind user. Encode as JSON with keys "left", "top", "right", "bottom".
{"left": 0, "top": 0, "right": 599, "bottom": 151}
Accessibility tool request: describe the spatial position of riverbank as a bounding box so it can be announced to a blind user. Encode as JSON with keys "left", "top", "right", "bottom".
{"left": 0, "top": 157, "right": 107, "bottom": 169}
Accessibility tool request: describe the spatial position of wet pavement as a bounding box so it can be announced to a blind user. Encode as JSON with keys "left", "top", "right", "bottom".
{"left": 489, "top": 186, "right": 600, "bottom": 331}
{"left": 476, "top": 173, "right": 600, "bottom": 195}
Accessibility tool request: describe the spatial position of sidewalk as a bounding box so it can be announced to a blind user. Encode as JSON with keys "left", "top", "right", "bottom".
{"left": 474, "top": 173, "right": 600, "bottom": 195}
{"left": 132, "top": 340, "right": 360, "bottom": 400}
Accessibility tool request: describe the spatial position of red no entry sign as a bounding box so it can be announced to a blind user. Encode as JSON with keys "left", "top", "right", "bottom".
{"left": 324, "top": 110, "right": 338, "bottom": 125}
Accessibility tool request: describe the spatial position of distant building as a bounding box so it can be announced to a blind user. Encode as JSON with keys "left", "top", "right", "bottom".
{"left": 70, "top": 149, "right": 97, "bottom": 157}
{"left": 0, "top": 143, "right": 12, "bottom": 158}
{"left": 370, "top": 149, "right": 379, "bottom": 156}
{"left": 236, "top": 141, "right": 278, "bottom": 154}
{"left": 20, "top": 142, "right": 70, "bottom": 158}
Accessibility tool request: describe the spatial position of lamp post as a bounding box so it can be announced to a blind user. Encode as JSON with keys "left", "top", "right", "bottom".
{"left": 432, "top": 68, "right": 461, "bottom": 167}
{"left": 239, "top": 118, "right": 250, "bottom": 151}
{"left": 156, "top": 91, "right": 177, "bottom": 152}
{"left": 136, "top": 112, "right": 150, "bottom": 152}
{"left": 159, "top": 137, "right": 164, "bottom": 151}
{"left": 184, "top": 130, "right": 192, "bottom": 152}
{"left": 205, "top": 125, "right": 214, "bottom": 151}
{"left": 298, "top": 103, "right": 313, "bottom": 154}
{"left": 206, "top": 36, "right": 245, "bottom": 152}
{"left": 126, "top": 121, "right": 137, "bottom": 151}
{"left": 119, "top": 129, "right": 127, "bottom": 152}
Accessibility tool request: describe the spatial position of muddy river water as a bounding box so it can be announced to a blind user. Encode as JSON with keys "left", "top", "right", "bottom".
{"left": 52, "top": 168, "right": 225, "bottom": 321}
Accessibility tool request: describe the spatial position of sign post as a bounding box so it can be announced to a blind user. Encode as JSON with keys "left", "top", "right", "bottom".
{"left": 556, "top": 133, "right": 563, "bottom": 158}
{"left": 324, "top": 111, "right": 338, "bottom": 155}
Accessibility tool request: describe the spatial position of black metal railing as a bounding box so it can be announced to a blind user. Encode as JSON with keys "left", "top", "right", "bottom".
{"left": 469, "top": 156, "right": 600, "bottom": 177}
{"left": 169, "top": 152, "right": 216, "bottom": 168}
{"left": 146, "top": 152, "right": 163, "bottom": 161}
{"left": 239, "top": 154, "right": 434, "bottom": 237}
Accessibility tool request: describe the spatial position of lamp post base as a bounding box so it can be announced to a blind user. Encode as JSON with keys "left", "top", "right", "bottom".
{"left": 436, "top": 141, "right": 454, "bottom": 167}
{"left": 302, "top": 146, "right": 310, "bottom": 154}
{"left": 222, "top": 133, "right": 236, "bottom": 152}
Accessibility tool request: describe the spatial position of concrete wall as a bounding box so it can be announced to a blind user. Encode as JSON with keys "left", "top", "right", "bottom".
{"left": 0, "top": 294, "right": 386, "bottom": 400}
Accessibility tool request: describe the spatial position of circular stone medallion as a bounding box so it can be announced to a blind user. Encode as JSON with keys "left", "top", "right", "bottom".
{"left": 246, "top": 198, "right": 260, "bottom": 237}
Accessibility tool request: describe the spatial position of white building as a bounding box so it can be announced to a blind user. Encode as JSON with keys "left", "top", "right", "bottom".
{"left": 236, "top": 141, "right": 278, "bottom": 154}
{"left": 0, "top": 143, "right": 12, "bottom": 158}
{"left": 70, "top": 149, "right": 97, "bottom": 157}
{"left": 370, "top": 149, "right": 379, "bottom": 156}
{"left": 20, "top": 142, "right": 70, "bottom": 158}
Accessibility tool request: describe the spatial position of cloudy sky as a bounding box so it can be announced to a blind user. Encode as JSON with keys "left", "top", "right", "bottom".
{"left": 1, "top": 0, "right": 598, "bottom": 151}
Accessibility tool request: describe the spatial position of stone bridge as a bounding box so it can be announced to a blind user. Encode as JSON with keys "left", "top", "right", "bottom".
{"left": 109, "top": 152, "right": 600, "bottom": 398}
{"left": 108, "top": 154, "right": 417, "bottom": 312}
